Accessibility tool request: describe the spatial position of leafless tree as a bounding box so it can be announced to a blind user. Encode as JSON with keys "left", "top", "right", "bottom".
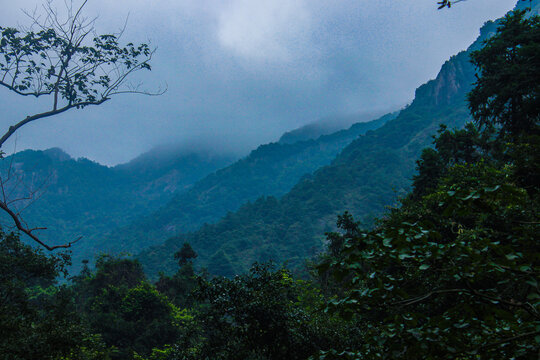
{"left": 0, "top": 0, "right": 164, "bottom": 250}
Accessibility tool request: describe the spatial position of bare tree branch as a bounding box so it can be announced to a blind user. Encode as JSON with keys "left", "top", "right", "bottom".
{"left": 393, "top": 286, "right": 540, "bottom": 319}
{"left": 0, "top": 98, "right": 109, "bottom": 148}
{"left": 0, "top": 199, "right": 82, "bottom": 250}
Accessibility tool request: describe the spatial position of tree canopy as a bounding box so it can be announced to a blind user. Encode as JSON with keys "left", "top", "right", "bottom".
{"left": 315, "top": 10, "right": 540, "bottom": 359}
{"left": 468, "top": 10, "right": 540, "bottom": 139}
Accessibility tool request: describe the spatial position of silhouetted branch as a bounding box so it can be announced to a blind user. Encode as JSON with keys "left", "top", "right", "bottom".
{"left": 0, "top": 199, "right": 82, "bottom": 250}
{"left": 0, "top": 98, "right": 109, "bottom": 148}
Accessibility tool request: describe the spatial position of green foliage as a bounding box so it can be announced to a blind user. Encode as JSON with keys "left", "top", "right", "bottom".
{"left": 318, "top": 158, "right": 539, "bottom": 358}
{"left": 187, "top": 263, "right": 356, "bottom": 360}
{"left": 510, "top": 134, "right": 540, "bottom": 191}
{"left": 411, "top": 147, "right": 445, "bottom": 198}
{"left": 468, "top": 11, "right": 540, "bottom": 139}
{"left": 72, "top": 256, "right": 183, "bottom": 359}
{"left": 174, "top": 243, "right": 197, "bottom": 267}
{"left": 412, "top": 123, "right": 493, "bottom": 198}
{"left": 155, "top": 258, "right": 198, "bottom": 307}
{"left": 0, "top": 232, "right": 98, "bottom": 359}
{"left": 0, "top": 18, "right": 151, "bottom": 105}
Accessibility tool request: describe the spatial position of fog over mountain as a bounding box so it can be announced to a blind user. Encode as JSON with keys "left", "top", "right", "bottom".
{"left": 0, "top": 0, "right": 516, "bottom": 165}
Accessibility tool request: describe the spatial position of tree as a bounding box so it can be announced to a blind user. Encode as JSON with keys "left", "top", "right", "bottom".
{"left": 411, "top": 123, "right": 490, "bottom": 198}
{"left": 156, "top": 243, "right": 198, "bottom": 307}
{"left": 72, "top": 256, "right": 182, "bottom": 359}
{"left": 0, "top": 0, "right": 162, "bottom": 250}
{"left": 190, "top": 263, "right": 355, "bottom": 360}
{"left": 318, "top": 162, "right": 539, "bottom": 359}
{"left": 437, "top": 0, "right": 531, "bottom": 10}
{"left": 0, "top": 231, "right": 100, "bottom": 359}
{"left": 468, "top": 11, "right": 540, "bottom": 139}
{"left": 174, "top": 242, "right": 198, "bottom": 267}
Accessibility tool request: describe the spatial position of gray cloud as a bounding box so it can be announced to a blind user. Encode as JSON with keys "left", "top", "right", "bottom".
{"left": 0, "top": 0, "right": 517, "bottom": 165}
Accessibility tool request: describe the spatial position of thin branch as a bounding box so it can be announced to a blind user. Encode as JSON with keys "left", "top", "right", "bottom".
{"left": 0, "top": 98, "right": 109, "bottom": 148}
{"left": 392, "top": 289, "right": 466, "bottom": 306}
{"left": 70, "top": 0, "right": 89, "bottom": 35}
{"left": 480, "top": 330, "right": 540, "bottom": 350}
{"left": 0, "top": 80, "right": 54, "bottom": 97}
{"left": 0, "top": 199, "right": 82, "bottom": 250}
{"left": 394, "top": 286, "right": 540, "bottom": 319}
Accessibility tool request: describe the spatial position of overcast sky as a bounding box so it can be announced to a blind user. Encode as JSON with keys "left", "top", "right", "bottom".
{"left": 0, "top": 0, "right": 517, "bottom": 165}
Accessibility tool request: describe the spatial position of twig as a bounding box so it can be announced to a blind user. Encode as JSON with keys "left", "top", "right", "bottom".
{"left": 0, "top": 199, "right": 82, "bottom": 250}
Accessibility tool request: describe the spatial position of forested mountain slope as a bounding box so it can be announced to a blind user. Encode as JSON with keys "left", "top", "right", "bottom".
{"left": 0, "top": 147, "right": 234, "bottom": 261}
{"left": 138, "top": 20, "right": 494, "bottom": 277}
{"left": 93, "top": 113, "right": 396, "bottom": 257}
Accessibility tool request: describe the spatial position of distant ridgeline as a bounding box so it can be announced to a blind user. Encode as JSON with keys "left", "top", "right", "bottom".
{"left": 92, "top": 112, "right": 397, "bottom": 260}
{"left": 278, "top": 111, "right": 394, "bottom": 144}
{"left": 136, "top": 12, "right": 508, "bottom": 278}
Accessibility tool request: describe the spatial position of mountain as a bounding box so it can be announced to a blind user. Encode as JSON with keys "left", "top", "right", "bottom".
{"left": 115, "top": 144, "right": 237, "bottom": 196}
{"left": 92, "top": 112, "right": 396, "bottom": 258}
{"left": 137, "top": 13, "right": 500, "bottom": 278}
{"left": 278, "top": 110, "right": 396, "bottom": 144}
{"left": 0, "top": 147, "right": 235, "bottom": 262}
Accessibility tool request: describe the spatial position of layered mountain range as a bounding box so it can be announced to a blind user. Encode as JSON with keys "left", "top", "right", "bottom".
{"left": 0, "top": 111, "right": 394, "bottom": 273}
{"left": 138, "top": 47, "right": 476, "bottom": 277}
{"left": 0, "top": 147, "right": 235, "bottom": 257}
{"left": 3, "top": 1, "right": 537, "bottom": 278}
{"left": 93, "top": 112, "right": 397, "bottom": 257}
{"left": 137, "top": 5, "right": 527, "bottom": 277}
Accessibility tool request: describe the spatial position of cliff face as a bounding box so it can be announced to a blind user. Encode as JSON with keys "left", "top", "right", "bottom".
{"left": 431, "top": 54, "right": 474, "bottom": 106}
{"left": 412, "top": 50, "right": 474, "bottom": 108}
{"left": 412, "top": 0, "right": 540, "bottom": 109}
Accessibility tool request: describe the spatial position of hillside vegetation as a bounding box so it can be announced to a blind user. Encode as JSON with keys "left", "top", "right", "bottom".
{"left": 93, "top": 112, "right": 395, "bottom": 257}
{"left": 0, "top": 147, "right": 235, "bottom": 267}
{"left": 137, "top": 19, "right": 490, "bottom": 277}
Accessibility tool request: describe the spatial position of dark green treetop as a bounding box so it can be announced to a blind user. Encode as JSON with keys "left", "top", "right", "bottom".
{"left": 468, "top": 11, "right": 540, "bottom": 139}
{"left": 315, "top": 9, "right": 540, "bottom": 359}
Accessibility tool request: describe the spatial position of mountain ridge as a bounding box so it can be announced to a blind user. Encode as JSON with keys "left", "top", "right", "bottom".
{"left": 0, "top": 146, "right": 236, "bottom": 264}
{"left": 137, "top": 10, "right": 493, "bottom": 277}
{"left": 91, "top": 112, "right": 396, "bottom": 258}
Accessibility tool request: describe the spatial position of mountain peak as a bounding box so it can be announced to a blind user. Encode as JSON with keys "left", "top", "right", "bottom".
{"left": 43, "top": 148, "right": 72, "bottom": 162}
